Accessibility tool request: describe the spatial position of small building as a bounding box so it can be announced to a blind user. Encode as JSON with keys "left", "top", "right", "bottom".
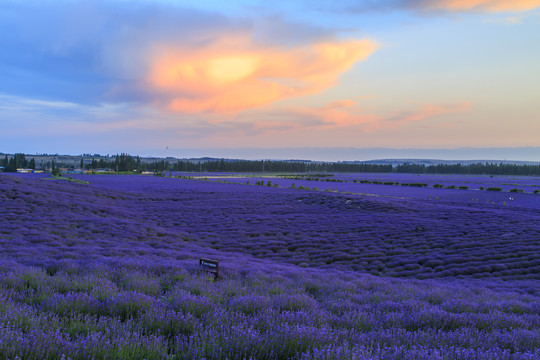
{"left": 64, "top": 169, "right": 85, "bottom": 174}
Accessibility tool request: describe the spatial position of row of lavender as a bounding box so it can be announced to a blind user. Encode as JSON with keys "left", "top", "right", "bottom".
{"left": 196, "top": 172, "right": 540, "bottom": 208}
{"left": 1, "top": 174, "right": 539, "bottom": 358}
{"left": 80, "top": 174, "right": 539, "bottom": 279}
{"left": 1, "top": 253, "right": 539, "bottom": 358}
{"left": 4, "top": 174, "right": 540, "bottom": 281}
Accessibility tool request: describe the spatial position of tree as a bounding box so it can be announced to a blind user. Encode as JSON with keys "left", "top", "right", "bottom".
{"left": 10, "top": 153, "right": 27, "bottom": 170}
{"left": 136, "top": 156, "right": 142, "bottom": 173}
{"left": 1, "top": 155, "right": 7, "bottom": 170}
{"left": 8, "top": 158, "right": 17, "bottom": 172}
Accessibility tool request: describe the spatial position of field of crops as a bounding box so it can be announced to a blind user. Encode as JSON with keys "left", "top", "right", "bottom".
{"left": 1, "top": 173, "right": 539, "bottom": 359}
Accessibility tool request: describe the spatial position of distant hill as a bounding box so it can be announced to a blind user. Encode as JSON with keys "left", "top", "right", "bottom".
{"left": 0, "top": 153, "right": 540, "bottom": 175}
{"left": 357, "top": 159, "right": 540, "bottom": 166}
{"left": 141, "top": 146, "right": 540, "bottom": 163}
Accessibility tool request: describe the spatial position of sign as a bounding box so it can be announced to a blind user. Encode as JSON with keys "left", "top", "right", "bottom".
{"left": 199, "top": 258, "right": 219, "bottom": 278}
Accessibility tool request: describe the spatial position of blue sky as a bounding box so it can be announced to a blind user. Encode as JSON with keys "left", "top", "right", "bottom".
{"left": 1, "top": 0, "right": 539, "bottom": 160}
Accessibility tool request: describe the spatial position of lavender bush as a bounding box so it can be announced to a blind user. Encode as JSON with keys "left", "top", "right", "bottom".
{"left": 0, "top": 174, "right": 538, "bottom": 359}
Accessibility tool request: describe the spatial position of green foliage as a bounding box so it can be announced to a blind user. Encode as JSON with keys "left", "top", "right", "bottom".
{"left": 2, "top": 153, "right": 30, "bottom": 172}
{"left": 486, "top": 187, "right": 502, "bottom": 192}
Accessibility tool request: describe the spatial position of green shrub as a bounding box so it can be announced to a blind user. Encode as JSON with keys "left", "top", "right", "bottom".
{"left": 486, "top": 187, "right": 502, "bottom": 192}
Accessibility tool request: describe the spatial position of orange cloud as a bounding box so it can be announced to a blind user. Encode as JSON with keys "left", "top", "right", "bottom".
{"left": 382, "top": 102, "right": 471, "bottom": 128}
{"left": 416, "top": 0, "right": 540, "bottom": 12}
{"left": 268, "top": 100, "right": 471, "bottom": 132}
{"left": 147, "top": 34, "right": 377, "bottom": 114}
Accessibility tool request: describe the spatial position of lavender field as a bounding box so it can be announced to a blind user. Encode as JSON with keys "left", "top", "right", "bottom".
{"left": 1, "top": 173, "right": 539, "bottom": 359}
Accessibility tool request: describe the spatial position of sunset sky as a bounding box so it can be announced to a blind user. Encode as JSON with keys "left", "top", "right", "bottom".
{"left": 1, "top": 0, "right": 539, "bottom": 160}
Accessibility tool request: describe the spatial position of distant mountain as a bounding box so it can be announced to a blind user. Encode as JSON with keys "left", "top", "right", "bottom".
{"left": 144, "top": 146, "right": 540, "bottom": 162}
{"left": 2, "top": 147, "right": 539, "bottom": 166}
{"left": 357, "top": 159, "right": 540, "bottom": 166}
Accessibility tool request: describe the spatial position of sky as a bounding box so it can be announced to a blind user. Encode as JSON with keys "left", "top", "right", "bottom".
{"left": 1, "top": 0, "right": 539, "bottom": 160}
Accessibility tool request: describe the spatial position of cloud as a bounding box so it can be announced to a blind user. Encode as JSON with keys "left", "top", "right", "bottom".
{"left": 0, "top": 1, "right": 376, "bottom": 115}
{"left": 0, "top": 92, "right": 473, "bottom": 151}
{"left": 236, "top": 100, "right": 472, "bottom": 136}
{"left": 145, "top": 36, "right": 377, "bottom": 114}
{"left": 320, "top": 0, "right": 540, "bottom": 14}
{"left": 409, "top": 0, "right": 540, "bottom": 12}
{"left": 483, "top": 11, "right": 540, "bottom": 24}
{"left": 381, "top": 102, "right": 471, "bottom": 127}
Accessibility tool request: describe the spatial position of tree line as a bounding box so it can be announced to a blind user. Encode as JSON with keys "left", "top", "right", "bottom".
{"left": 170, "top": 159, "right": 393, "bottom": 173}
{"left": 395, "top": 162, "right": 540, "bottom": 176}
{"left": 2, "top": 153, "right": 540, "bottom": 176}
{"left": 1, "top": 154, "right": 35, "bottom": 172}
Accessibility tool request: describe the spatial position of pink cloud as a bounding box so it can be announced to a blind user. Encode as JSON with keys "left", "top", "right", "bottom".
{"left": 242, "top": 100, "right": 472, "bottom": 136}
{"left": 413, "top": 0, "right": 540, "bottom": 12}
{"left": 146, "top": 33, "right": 377, "bottom": 114}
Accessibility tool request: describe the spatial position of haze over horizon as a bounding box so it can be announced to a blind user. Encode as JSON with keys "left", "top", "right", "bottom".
{"left": 3, "top": 147, "right": 540, "bottom": 164}
{"left": 1, "top": 1, "right": 539, "bottom": 156}
{"left": 127, "top": 146, "right": 540, "bottom": 163}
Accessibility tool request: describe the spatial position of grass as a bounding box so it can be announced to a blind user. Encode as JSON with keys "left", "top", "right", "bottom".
{"left": 42, "top": 176, "right": 89, "bottom": 184}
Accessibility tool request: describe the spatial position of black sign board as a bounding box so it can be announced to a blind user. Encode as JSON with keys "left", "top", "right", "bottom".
{"left": 199, "top": 258, "right": 219, "bottom": 278}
